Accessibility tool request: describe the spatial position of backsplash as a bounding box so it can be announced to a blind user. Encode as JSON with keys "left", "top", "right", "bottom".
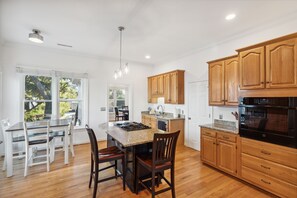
{"left": 214, "top": 119, "right": 237, "bottom": 128}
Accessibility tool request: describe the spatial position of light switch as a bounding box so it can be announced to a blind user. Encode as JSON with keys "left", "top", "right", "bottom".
{"left": 100, "top": 107, "right": 106, "bottom": 111}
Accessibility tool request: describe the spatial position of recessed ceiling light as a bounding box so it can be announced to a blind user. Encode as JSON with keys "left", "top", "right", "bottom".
{"left": 225, "top": 13, "right": 236, "bottom": 21}
{"left": 145, "top": 55, "right": 151, "bottom": 59}
{"left": 28, "top": 29, "right": 44, "bottom": 43}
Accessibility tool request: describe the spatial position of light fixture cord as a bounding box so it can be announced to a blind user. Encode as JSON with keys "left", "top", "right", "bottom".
{"left": 120, "top": 28, "right": 122, "bottom": 70}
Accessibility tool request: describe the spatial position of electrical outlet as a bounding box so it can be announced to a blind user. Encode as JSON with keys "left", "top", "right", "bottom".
{"left": 219, "top": 114, "right": 223, "bottom": 119}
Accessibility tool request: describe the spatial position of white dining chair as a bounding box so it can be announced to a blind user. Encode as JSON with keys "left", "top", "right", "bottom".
{"left": 23, "top": 121, "right": 55, "bottom": 176}
{"left": 1, "top": 119, "right": 25, "bottom": 171}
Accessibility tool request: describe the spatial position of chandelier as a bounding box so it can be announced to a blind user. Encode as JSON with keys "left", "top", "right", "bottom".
{"left": 114, "top": 26, "right": 128, "bottom": 79}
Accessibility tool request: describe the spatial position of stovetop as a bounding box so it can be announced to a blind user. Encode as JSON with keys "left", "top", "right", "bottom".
{"left": 115, "top": 122, "right": 151, "bottom": 132}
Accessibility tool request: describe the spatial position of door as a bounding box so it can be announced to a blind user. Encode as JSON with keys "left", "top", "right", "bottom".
{"left": 266, "top": 38, "right": 297, "bottom": 88}
{"left": 151, "top": 76, "right": 158, "bottom": 95}
{"left": 217, "top": 139, "right": 237, "bottom": 175}
{"left": 170, "top": 72, "right": 177, "bottom": 104}
{"left": 164, "top": 74, "right": 171, "bottom": 103}
{"left": 239, "top": 46, "right": 265, "bottom": 89}
{"left": 148, "top": 78, "right": 152, "bottom": 103}
{"left": 224, "top": 57, "right": 239, "bottom": 105}
{"left": 209, "top": 61, "right": 224, "bottom": 105}
{"left": 188, "top": 81, "right": 212, "bottom": 150}
{"left": 157, "top": 75, "right": 164, "bottom": 95}
{"left": 201, "top": 135, "right": 217, "bottom": 166}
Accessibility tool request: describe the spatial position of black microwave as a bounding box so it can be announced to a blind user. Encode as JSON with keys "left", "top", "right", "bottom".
{"left": 239, "top": 97, "right": 297, "bottom": 148}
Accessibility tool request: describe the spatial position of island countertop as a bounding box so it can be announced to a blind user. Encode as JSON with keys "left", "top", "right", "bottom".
{"left": 104, "top": 122, "right": 166, "bottom": 147}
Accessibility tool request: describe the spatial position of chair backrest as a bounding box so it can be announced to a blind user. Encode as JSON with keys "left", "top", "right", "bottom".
{"left": 23, "top": 121, "right": 50, "bottom": 147}
{"left": 0, "top": 119, "right": 10, "bottom": 145}
{"left": 122, "top": 106, "right": 128, "bottom": 110}
{"left": 114, "top": 107, "right": 119, "bottom": 116}
{"left": 152, "top": 131, "right": 180, "bottom": 166}
{"left": 85, "top": 126, "right": 99, "bottom": 164}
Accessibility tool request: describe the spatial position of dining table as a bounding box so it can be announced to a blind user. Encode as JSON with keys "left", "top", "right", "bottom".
{"left": 5, "top": 119, "right": 71, "bottom": 177}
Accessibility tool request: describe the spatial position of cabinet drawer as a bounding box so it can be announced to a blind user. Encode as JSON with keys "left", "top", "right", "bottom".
{"left": 217, "top": 132, "right": 236, "bottom": 142}
{"left": 242, "top": 166, "right": 297, "bottom": 198}
{"left": 242, "top": 153, "right": 297, "bottom": 185}
{"left": 201, "top": 128, "right": 216, "bottom": 137}
{"left": 241, "top": 138, "right": 297, "bottom": 169}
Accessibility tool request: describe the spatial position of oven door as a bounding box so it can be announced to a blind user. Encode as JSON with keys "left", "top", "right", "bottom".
{"left": 157, "top": 119, "right": 168, "bottom": 132}
{"left": 239, "top": 105, "right": 297, "bottom": 148}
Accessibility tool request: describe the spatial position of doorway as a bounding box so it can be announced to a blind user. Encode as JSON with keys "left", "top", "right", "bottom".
{"left": 108, "top": 85, "right": 129, "bottom": 122}
{"left": 187, "top": 81, "right": 212, "bottom": 151}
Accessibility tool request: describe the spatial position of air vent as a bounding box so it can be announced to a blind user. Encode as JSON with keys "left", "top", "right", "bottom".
{"left": 57, "top": 43, "right": 73, "bottom": 48}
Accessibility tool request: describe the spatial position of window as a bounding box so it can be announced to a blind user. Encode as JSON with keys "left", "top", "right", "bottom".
{"left": 108, "top": 87, "right": 128, "bottom": 121}
{"left": 22, "top": 71, "right": 88, "bottom": 127}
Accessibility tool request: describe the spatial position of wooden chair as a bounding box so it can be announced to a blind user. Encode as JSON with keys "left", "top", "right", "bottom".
{"left": 1, "top": 119, "right": 25, "bottom": 171}
{"left": 114, "top": 107, "right": 125, "bottom": 121}
{"left": 85, "top": 125, "right": 126, "bottom": 198}
{"left": 136, "top": 131, "right": 180, "bottom": 198}
{"left": 23, "top": 121, "right": 55, "bottom": 176}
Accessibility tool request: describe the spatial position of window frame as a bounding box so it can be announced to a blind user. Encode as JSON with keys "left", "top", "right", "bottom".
{"left": 20, "top": 73, "right": 88, "bottom": 129}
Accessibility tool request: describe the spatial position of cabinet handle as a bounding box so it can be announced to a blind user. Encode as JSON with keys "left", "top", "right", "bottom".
{"left": 260, "top": 165, "right": 271, "bottom": 170}
{"left": 222, "top": 136, "right": 229, "bottom": 140}
{"left": 266, "top": 81, "right": 271, "bottom": 84}
{"left": 261, "top": 179, "right": 271, "bottom": 185}
{"left": 213, "top": 142, "right": 216, "bottom": 145}
{"left": 260, "top": 82, "right": 264, "bottom": 84}
{"left": 205, "top": 132, "right": 211, "bottom": 135}
{"left": 261, "top": 150, "right": 271, "bottom": 155}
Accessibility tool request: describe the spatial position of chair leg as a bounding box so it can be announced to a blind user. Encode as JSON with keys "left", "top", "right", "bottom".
{"left": 114, "top": 160, "right": 117, "bottom": 179}
{"left": 24, "top": 148, "right": 28, "bottom": 177}
{"left": 135, "top": 159, "right": 139, "bottom": 194}
{"left": 50, "top": 138, "right": 55, "bottom": 163}
{"left": 2, "top": 156, "right": 6, "bottom": 171}
{"left": 171, "top": 167, "right": 176, "bottom": 198}
{"left": 89, "top": 157, "right": 94, "bottom": 188}
{"left": 70, "top": 134, "right": 75, "bottom": 157}
{"left": 152, "top": 170, "right": 156, "bottom": 198}
{"left": 46, "top": 143, "right": 50, "bottom": 172}
{"left": 93, "top": 166, "right": 99, "bottom": 198}
{"left": 122, "top": 156, "right": 126, "bottom": 191}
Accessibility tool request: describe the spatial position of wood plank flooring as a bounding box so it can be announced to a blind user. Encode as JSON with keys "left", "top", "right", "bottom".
{"left": 0, "top": 142, "right": 276, "bottom": 198}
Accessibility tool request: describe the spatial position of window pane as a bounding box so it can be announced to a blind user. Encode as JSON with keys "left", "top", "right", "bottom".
{"left": 59, "top": 78, "right": 81, "bottom": 99}
{"left": 24, "top": 102, "right": 52, "bottom": 121}
{"left": 109, "top": 89, "right": 114, "bottom": 99}
{"left": 116, "top": 89, "right": 125, "bottom": 99}
{"left": 59, "top": 101, "right": 81, "bottom": 126}
{"left": 25, "top": 75, "right": 52, "bottom": 100}
{"left": 116, "top": 100, "right": 125, "bottom": 107}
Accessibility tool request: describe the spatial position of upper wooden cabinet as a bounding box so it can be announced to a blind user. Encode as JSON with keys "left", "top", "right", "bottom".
{"left": 148, "top": 70, "right": 184, "bottom": 104}
{"left": 239, "top": 47, "right": 265, "bottom": 90}
{"left": 208, "top": 55, "right": 239, "bottom": 106}
{"left": 237, "top": 33, "right": 297, "bottom": 96}
{"left": 266, "top": 38, "right": 297, "bottom": 88}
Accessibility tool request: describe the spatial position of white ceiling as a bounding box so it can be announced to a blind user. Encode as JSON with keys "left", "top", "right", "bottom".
{"left": 1, "top": 0, "right": 297, "bottom": 65}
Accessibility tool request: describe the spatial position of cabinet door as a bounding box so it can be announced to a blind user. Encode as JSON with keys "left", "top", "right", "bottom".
{"left": 266, "top": 38, "right": 297, "bottom": 88}
{"left": 157, "top": 75, "right": 164, "bottom": 95}
{"left": 164, "top": 74, "right": 171, "bottom": 103}
{"left": 151, "top": 117, "right": 157, "bottom": 129}
{"left": 141, "top": 115, "right": 145, "bottom": 124}
{"left": 151, "top": 77, "right": 158, "bottom": 95}
{"left": 209, "top": 61, "right": 224, "bottom": 105}
{"left": 148, "top": 78, "right": 152, "bottom": 103}
{"left": 170, "top": 72, "right": 178, "bottom": 104}
{"left": 201, "top": 135, "right": 217, "bottom": 166}
{"left": 224, "top": 57, "right": 239, "bottom": 105}
{"left": 239, "top": 46, "right": 265, "bottom": 89}
{"left": 217, "top": 139, "right": 237, "bottom": 175}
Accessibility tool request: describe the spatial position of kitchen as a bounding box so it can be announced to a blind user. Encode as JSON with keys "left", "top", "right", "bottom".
{"left": 1, "top": 1, "right": 297, "bottom": 198}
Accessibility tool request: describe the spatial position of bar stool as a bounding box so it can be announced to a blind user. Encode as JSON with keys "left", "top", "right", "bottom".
{"left": 86, "top": 125, "right": 126, "bottom": 198}
{"left": 135, "top": 131, "right": 180, "bottom": 198}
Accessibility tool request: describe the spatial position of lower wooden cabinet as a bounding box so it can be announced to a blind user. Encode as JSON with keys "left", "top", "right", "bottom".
{"left": 201, "top": 127, "right": 238, "bottom": 176}
{"left": 141, "top": 114, "right": 157, "bottom": 129}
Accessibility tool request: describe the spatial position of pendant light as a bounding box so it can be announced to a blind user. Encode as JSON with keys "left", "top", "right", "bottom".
{"left": 114, "top": 26, "right": 129, "bottom": 79}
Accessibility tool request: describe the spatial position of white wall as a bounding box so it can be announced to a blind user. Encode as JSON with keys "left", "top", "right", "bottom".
{"left": 1, "top": 43, "right": 153, "bottom": 149}
{"left": 151, "top": 16, "right": 297, "bottom": 146}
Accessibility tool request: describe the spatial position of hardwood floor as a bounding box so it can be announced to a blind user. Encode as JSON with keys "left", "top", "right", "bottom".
{"left": 0, "top": 142, "right": 275, "bottom": 198}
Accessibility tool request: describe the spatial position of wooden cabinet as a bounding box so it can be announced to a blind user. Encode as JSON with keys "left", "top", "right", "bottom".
{"left": 168, "top": 119, "right": 185, "bottom": 146}
{"left": 148, "top": 77, "right": 152, "bottom": 103}
{"left": 148, "top": 70, "right": 184, "bottom": 104}
{"left": 266, "top": 38, "right": 297, "bottom": 88}
{"left": 201, "top": 127, "right": 238, "bottom": 176}
{"left": 208, "top": 55, "right": 239, "bottom": 106}
{"left": 141, "top": 114, "right": 157, "bottom": 129}
{"left": 241, "top": 138, "right": 297, "bottom": 198}
{"left": 239, "top": 47, "right": 265, "bottom": 90}
{"left": 237, "top": 33, "right": 297, "bottom": 96}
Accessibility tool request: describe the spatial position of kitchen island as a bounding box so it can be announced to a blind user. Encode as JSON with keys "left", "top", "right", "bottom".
{"left": 104, "top": 122, "right": 167, "bottom": 192}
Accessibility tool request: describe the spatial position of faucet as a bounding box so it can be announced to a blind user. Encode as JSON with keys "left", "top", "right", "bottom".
{"left": 157, "top": 105, "right": 165, "bottom": 115}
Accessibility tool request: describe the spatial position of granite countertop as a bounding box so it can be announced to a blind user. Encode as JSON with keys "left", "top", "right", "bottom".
{"left": 141, "top": 111, "right": 185, "bottom": 121}
{"left": 199, "top": 119, "right": 238, "bottom": 134}
{"left": 200, "top": 123, "right": 238, "bottom": 134}
{"left": 103, "top": 122, "right": 168, "bottom": 147}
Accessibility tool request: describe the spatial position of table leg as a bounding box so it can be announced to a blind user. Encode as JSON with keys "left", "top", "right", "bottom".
{"left": 64, "top": 126, "right": 69, "bottom": 164}
{"left": 6, "top": 133, "right": 13, "bottom": 177}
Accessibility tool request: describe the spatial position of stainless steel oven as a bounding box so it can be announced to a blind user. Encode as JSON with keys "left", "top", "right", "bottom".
{"left": 157, "top": 119, "right": 168, "bottom": 132}
{"left": 239, "top": 97, "right": 297, "bottom": 148}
